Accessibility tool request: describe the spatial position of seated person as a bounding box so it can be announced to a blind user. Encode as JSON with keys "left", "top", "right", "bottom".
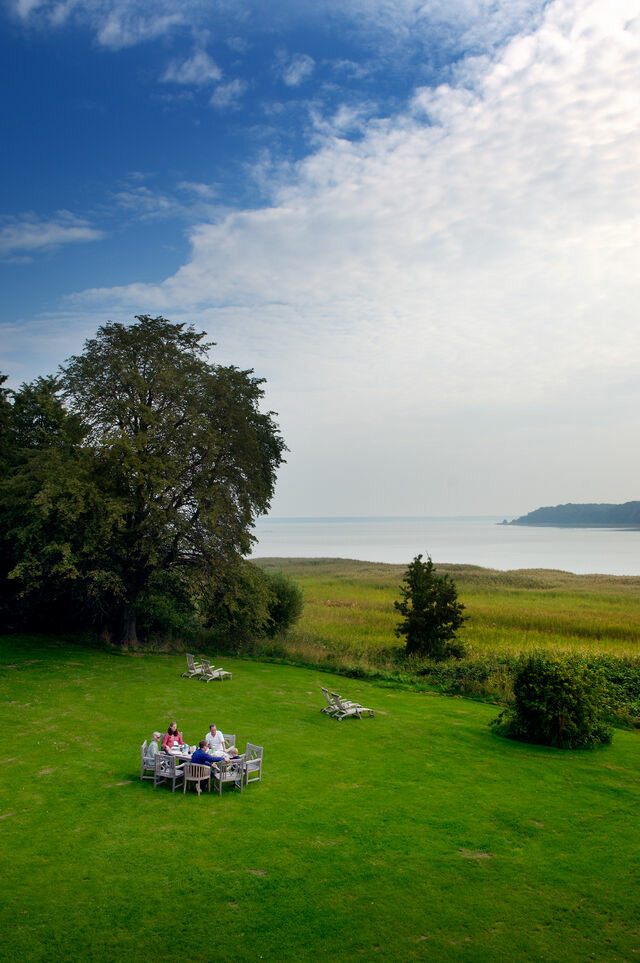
{"left": 146, "top": 731, "right": 162, "bottom": 762}
{"left": 191, "top": 740, "right": 226, "bottom": 769}
{"left": 204, "top": 724, "right": 226, "bottom": 754}
{"left": 162, "top": 721, "right": 185, "bottom": 752}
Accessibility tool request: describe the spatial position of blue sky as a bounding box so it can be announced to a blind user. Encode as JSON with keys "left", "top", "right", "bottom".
{"left": 2, "top": 0, "right": 639, "bottom": 517}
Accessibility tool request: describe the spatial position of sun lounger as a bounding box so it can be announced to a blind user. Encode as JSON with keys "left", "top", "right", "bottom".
{"left": 320, "top": 686, "right": 339, "bottom": 714}
{"left": 330, "top": 692, "right": 375, "bottom": 720}
{"left": 181, "top": 653, "right": 204, "bottom": 678}
{"left": 199, "top": 658, "right": 233, "bottom": 682}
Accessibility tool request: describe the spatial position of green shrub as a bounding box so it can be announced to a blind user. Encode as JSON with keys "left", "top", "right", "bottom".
{"left": 200, "top": 563, "right": 303, "bottom": 650}
{"left": 492, "top": 653, "right": 612, "bottom": 749}
{"left": 265, "top": 570, "right": 304, "bottom": 636}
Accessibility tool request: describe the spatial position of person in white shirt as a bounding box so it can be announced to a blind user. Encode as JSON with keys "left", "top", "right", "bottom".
{"left": 205, "top": 724, "right": 226, "bottom": 755}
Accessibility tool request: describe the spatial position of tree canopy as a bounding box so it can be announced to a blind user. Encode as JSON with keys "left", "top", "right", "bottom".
{"left": 394, "top": 554, "right": 466, "bottom": 660}
{"left": 0, "top": 315, "right": 288, "bottom": 645}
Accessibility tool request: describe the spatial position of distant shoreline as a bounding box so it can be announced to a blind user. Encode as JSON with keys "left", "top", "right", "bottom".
{"left": 502, "top": 521, "right": 640, "bottom": 529}
{"left": 506, "top": 501, "right": 640, "bottom": 529}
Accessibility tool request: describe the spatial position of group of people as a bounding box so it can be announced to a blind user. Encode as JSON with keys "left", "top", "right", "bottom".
{"left": 147, "top": 722, "right": 239, "bottom": 770}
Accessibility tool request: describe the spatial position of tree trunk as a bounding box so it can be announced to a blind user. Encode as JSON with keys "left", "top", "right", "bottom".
{"left": 121, "top": 603, "right": 138, "bottom": 646}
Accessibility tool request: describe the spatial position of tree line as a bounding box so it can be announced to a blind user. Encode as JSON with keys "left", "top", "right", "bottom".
{"left": 0, "top": 315, "right": 301, "bottom": 646}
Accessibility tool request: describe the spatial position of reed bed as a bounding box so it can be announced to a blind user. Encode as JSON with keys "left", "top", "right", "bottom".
{"left": 257, "top": 557, "right": 640, "bottom": 657}
{"left": 251, "top": 558, "right": 640, "bottom": 725}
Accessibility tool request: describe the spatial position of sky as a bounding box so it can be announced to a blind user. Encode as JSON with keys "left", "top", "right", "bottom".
{"left": 1, "top": 0, "right": 639, "bottom": 518}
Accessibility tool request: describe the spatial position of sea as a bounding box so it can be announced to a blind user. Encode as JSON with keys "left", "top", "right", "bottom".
{"left": 251, "top": 516, "right": 640, "bottom": 576}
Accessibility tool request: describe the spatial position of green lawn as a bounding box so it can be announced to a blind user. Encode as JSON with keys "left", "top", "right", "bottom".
{"left": 1, "top": 635, "right": 639, "bottom": 961}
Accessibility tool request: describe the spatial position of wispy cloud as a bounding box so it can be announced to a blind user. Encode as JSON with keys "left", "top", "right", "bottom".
{"left": 70, "top": 0, "right": 640, "bottom": 414}
{"left": 162, "top": 50, "right": 221, "bottom": 87}
{"left": 210, "top": 78, "right": 247, "bottom": 109}
{"left": 277, "top": 52, "right": 316, "bottom": 87}
{"left": 8, "top": 0, "right": 549, "bottom": 59}
{"left": 111, "top": 180, "right": 219, "bottom": 220}
{"left": 0, "top": 211, "right": 104, "bottom": 259}
{"left": 112, "top": 187, "right": 181, "bottom": 219}
{"left": 9, "top": 0, "right": 189, "bottom": 48}
{"left": 6, "top": 0, "right": 640, "bottom": 514}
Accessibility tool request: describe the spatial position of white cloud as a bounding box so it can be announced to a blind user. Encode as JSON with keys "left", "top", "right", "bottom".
{"left": 113, "top": 187, "right": 180, "bottom": 218}
{"left": 111, "top": 181, "right": 218, "bottom": 220}
{"left": 209, "top": 78, "right": 247, "bottom": 109}
{"left": 177, "top": 181, "right": 217, "bottom": 199}
{"left": 9, "top": 0, "right": 188, "bottom": 48}
{"left": 0, "top": 211, "right": 104, "bottom": 258}
{"left": 163, "top": 50, "right": 221, "bottom": 87}
{"left": 63, "top": 0, "right": 640, "bottom": 514}
{"left": 8, "top": 0, "right": 549, "bottom": 59}
{"left": 279, "top": 52, "right": 315, "bottom": 86}
{"left": 8, "top": 0, "right": 640, "bottom": 514}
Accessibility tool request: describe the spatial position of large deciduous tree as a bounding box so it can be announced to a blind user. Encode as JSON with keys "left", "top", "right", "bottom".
{"left": 1, "top": 316, "right": 286, "bottom": 644}
{"left": 394, "top": 554, "right": 467, "bottom": 660}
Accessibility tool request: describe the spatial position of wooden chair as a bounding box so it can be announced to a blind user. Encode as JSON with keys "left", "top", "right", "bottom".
{"left": 223, "top": 733, "right": 236, "bottom": 750}
{"left": 199, "top": 659, "right": 232, "bottom": 682}
{"left": 140, "top": 740, "right": 155, "bottom": 780}
{"left": 182, "top": 763, "right": 212, "bottom": 795}
{"left": 153, "top": 753, "right": 185, "bottom": 791}
{"left": 331, "top": 692, "right": 375, "bottom": 720}
{"left": 244, "top": 744, "right": 263, "bottom": 786}
{"left": 181, "top": 653, "right": 204, "bottom": 678}
{"left": 211, "top": 757, "right": 245, "bottom": 795}
{"left": 320, "top": 687, "right": 340, "bottom": 715}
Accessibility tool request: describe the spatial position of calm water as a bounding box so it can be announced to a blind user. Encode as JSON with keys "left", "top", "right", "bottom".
{"left": 251, "top": 516, "right": 640, "bottom": 576}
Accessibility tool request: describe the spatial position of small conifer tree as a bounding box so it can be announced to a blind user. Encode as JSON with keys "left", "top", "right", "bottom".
{"left": 394, "top": 554, "right": 466, "bottom": 660}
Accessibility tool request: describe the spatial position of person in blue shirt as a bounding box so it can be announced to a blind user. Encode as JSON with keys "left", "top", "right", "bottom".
{"left": 191, "top": 740, "right": 225, "bottom": 768}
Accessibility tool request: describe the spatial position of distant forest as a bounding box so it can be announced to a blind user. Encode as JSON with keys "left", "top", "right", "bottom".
{"left": 506, "top": 502, "right": 640, "bottom": 527}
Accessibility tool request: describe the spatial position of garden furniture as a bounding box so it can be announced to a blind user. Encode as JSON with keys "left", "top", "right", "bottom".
{"left": 181, "top": 653, "right": 204, "bottom": 678}
{"left": 153, "top": 753, "right": 185, "bottom": 791}
{"left": 140, "top": 740, "right": 155, "bottom": 781}
{"left": 330, "top": 692, "right": 375, "bottom": 720}
{"left": 211, "top": 756, "right": 245, "bottom": 795}
{"left": 182, "top": 763, "right": 212, "bottom": 795}
{"left": 244, "top": 744, "right": 263, "bottom": 786}
{"left": 199, "top": 659, "right": 233, "bottom": 681}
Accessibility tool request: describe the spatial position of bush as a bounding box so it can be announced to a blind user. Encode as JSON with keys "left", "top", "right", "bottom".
{"left": 492, "top": 653, "right": 612, "bottom": 749}
{"left": 200, "top": 562, "right": 303, "bottom": 649}
{"left": 265, "top": 570, "right": 304, "bottom": 636}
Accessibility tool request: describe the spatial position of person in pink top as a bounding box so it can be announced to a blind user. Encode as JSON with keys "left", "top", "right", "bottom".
{"left": 162, "top": 721, "right": 185, "bottom": 752}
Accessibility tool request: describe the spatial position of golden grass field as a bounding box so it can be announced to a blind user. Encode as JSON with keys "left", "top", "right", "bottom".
{"left": 256, "top": 557, "right": 640, "bottom": 659}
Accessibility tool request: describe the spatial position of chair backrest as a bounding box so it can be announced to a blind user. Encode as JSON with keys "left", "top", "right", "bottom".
{"left": 223, "top": 733, "right": 235, "bottom": 748}
{"left": 245, "top": 743, "right": 263, "bottom": 764}
{"left": 200, "top": 658, "right": 213, "bottom": 672}
{"left": 141, "top": 739, "right": 148, "bottom": 761}
{"left": 155, "top": 752, "right": 176, "bottom": 775}
{"left": 184, "top": 763, "right": 211, "bottom": 781}
{"left": 321, "top": 687, "right": 333, "bottom": 705}
{"left": 218, "top": 757, "right": 244, "bottom": 781}
{"left": 186, "top": 653, "right": 196, "bottom": 669}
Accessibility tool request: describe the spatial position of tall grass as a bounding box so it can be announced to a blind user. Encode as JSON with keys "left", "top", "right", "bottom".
{"left": 256, "top": 557, "right": 640, "bottom": 658}
{"left": 250, "top": 558, "right": 640, "bottom": 725}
